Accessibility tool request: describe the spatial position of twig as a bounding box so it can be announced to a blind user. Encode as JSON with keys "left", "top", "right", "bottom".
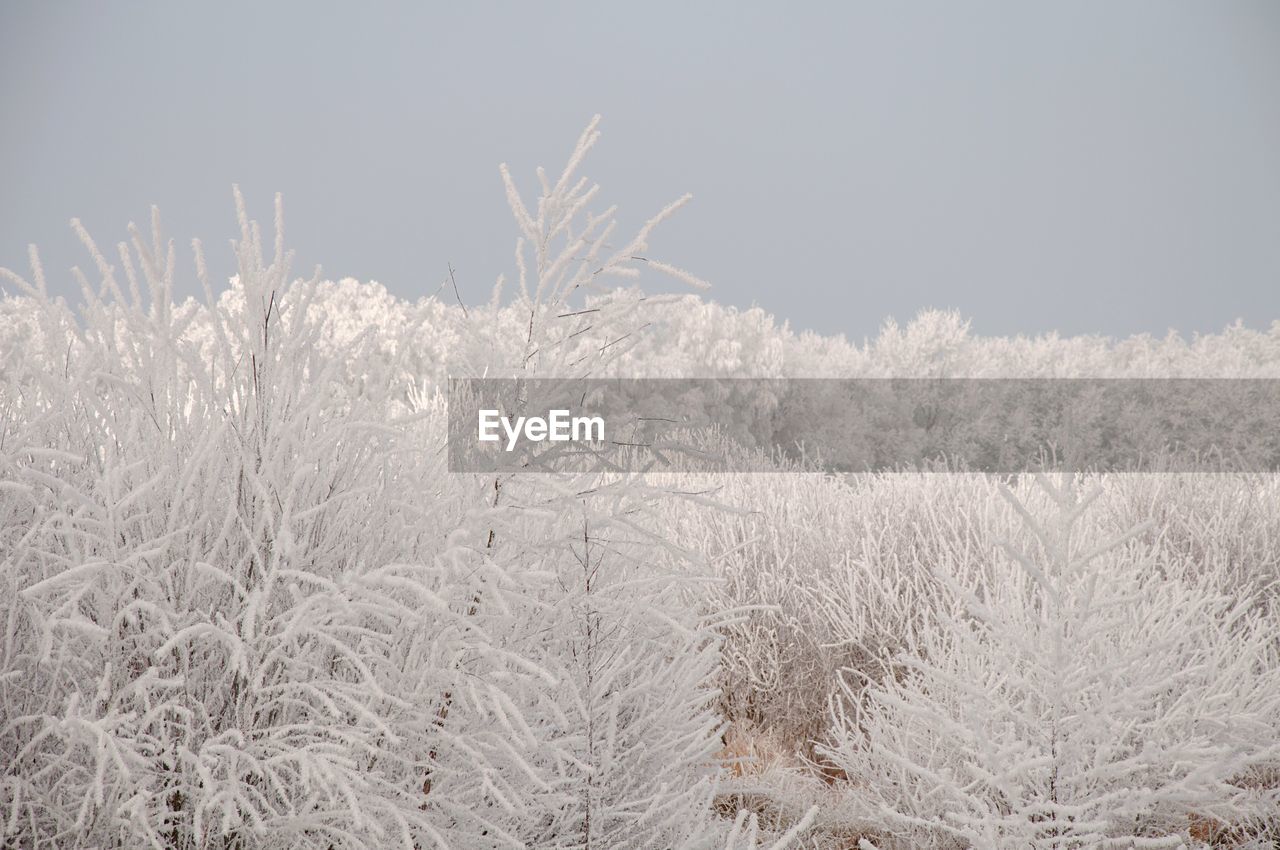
{"left": 449, "top": 263, "right": 468, "bottom": 318}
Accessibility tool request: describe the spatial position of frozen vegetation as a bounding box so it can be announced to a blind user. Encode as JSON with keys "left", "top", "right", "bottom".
{"left": 1, "top": 121, "right": 1278, "bottom": 848}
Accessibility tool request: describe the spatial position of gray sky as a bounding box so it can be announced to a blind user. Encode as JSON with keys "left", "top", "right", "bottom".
{"left": 3, "top": 1, "right": 1278, "bottom": 339}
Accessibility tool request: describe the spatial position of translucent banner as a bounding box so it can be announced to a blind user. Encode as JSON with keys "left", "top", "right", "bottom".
{"left": 447, "top": 378, "right": 1280, "bottom": 473}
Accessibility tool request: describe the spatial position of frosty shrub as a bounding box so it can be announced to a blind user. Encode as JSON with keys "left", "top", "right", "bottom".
{"left": 0, "top": 120, "right": 748, "bottom": 849}
{"left": 822, "top": 475, "right": 1280, "bottom": 849}
{"left": 0, "top": 195, "right": 467, "bottom": 847}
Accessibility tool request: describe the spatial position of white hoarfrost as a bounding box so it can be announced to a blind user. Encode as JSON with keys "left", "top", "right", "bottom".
{"left": 1, "top": 119, "right": 1278, "bottom": 849}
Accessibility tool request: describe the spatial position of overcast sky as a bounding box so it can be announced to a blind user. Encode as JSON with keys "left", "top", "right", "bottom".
{"left": 3, "top": 1, "right": 1278, "bottom": 339}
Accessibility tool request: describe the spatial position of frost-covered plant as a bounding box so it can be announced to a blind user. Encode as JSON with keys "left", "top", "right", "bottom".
{"left": 822, "top": 475, "right": 1280, "bottom": 849}
{"left": 484, "top": 512, "right": 723, "bottom": 848}
{"left": 424, "top": 116, "right": 733, "bottom": 848}
{"left": 0, "top": 118, "right": 734, "bottom": 849}
{"left": 456, "top": 114, "right": 708, "bottom": 381}
{"left": 0, "top": 196, "right": 478, "bottom": 848}
{"left": 716, "top": 805, "right": 817, "bottom": 850}
{"left": 649, "top": 469, "right": 1006, "bottom": 757}
{"left": 647, "top": 468, "right": 1280, "bottom": 846}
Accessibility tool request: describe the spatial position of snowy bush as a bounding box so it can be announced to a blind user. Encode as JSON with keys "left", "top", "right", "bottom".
{"left": 821, "top": 476, "right": 1280, "bottom": 848}
{"left": 0, "top": 196, "right": 464, "bottom": 847}
{"left": 0, "top": 119, "right": 735, "bottom": 849}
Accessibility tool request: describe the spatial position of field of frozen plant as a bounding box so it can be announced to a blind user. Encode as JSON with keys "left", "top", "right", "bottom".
{"left": 2, "top": 122, "right": 1278, "bottom": 849}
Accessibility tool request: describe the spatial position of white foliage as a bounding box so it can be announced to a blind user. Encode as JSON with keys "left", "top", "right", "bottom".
{"left": 821, "top": 475, "right": 1280, "bottom": 849}
{"left": 3, "top": 117, "right": 1280, "bottom": 850}
{"left": 0, "top": 120, "right": 731, "bottom": 849}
